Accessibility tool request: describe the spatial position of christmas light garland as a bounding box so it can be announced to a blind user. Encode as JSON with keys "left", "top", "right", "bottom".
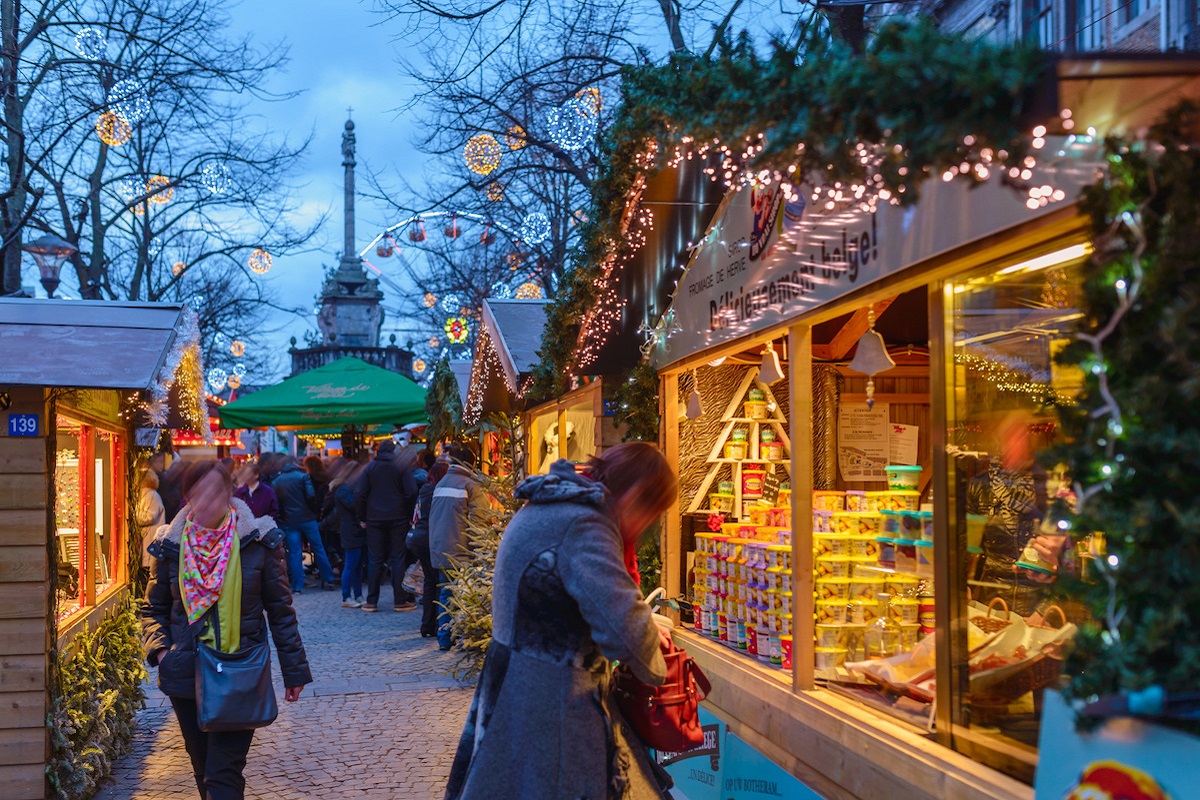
{"left": 145, "top": 309, "right": 209, "bottom": 441}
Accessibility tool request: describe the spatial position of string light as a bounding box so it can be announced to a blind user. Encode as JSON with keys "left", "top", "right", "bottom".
{"left": 230, "top": 340, "right": 245, "bottom": 357}
{"left": 445, "top": 316, "right": 470, "bottom": 344}
{"left": 107, "top": 78, "right": 150, "bottom": 125}
{"left": 74, "top": 28, "right": 106, "bottom": 60}
{"left": 520, "top": 212, "right": 551, "bottom": 245}
{"left": 200, "top": 162, "right": 232, "bottom": 195}
{"left": 487, "top": 182, "right": 503, "bottom": 202}
{"left": 247, "top": 248, "right": 272, "bottom": 275}
{"left": 464, "top": 134, "right": 503, "bottom": 175}
{"left": 95, "top": 111, "right": 131, "bottom": 146}
{"left": 146, "top": 174, "right": 173, "bottom": 204}
{"left": 505, "top": 125, "right": 526, "bottom": 150}
{"left": 172, "top": 261, "right": 186, "bottom": 276}
{"left": 515, "top": 281, "right": 542, "bottom": 299}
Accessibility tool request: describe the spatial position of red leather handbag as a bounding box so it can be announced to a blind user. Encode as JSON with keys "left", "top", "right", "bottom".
{"left": 614, "top": 637, "right": 711, "bottom": 752}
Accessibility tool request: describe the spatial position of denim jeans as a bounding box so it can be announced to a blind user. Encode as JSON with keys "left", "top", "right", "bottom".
{"left": 283, "top": 519, "right": 335, "bottom": 592}
{"left": 365, "top": 520, "right": 415, "bottom": 606}
{"left": 341, "top": 546, "right": 366, "bottom": 601}
{"left": 437, "top": 583, "right": 454, "bottom": 649}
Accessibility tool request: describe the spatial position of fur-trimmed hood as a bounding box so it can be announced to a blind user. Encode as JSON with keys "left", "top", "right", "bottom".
{"left": 514, "top": 459, "right": 608, "bottom": 508}
{"left": 153, "top": 497, "right": 279, "bottom": 548}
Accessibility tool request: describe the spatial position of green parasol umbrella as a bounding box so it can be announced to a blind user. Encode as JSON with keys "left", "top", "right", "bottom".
{"left": 219, "top": 357, "right": 427, "bottom": 430}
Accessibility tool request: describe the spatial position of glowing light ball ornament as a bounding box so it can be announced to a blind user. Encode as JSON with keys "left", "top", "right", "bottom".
{"left": 232, "top": 363, "right": 247, "bottom": 378}
{"left": 95, "top": 111, "right": 131, "bottom": 146}
{"left": 148, "top": 237, "right": 164, "bottom": 258}
{"left": 226, "top": 374, "right": 242, "bottom": 390}
{"left": 505, "top": 125, "right": 527, "bottom": 150}
{"left": 207, "top": 367, "right": 228, "bottom": 392}
{"left": 172, "top": 261, "right": 186, "bottom": 276}
{"left": 545, "top": 96, "right": 598, "bottom": 152}
{"left": 190, "top": 294, "right": 206, "bottom": 310}
{"left": 428, "top": 336, "right": 440, "bottom": 349}
{"left": 444, "top": 316, "right": 470, "bottom": 345}
{"left": 215, "top": 333, "right": 228, "bottom": 348}
{"left": 107, "top": 78, "right": 150, "bottom": 125}
{"left": 74, "top": 28, "right": 107, "bottom": 61}
{"left": 440, "top": 292, "right": 462, "bottom": 314}
{"left": 413, "top": 358, "right": 427, "bottom": 374}
{"left": 146, "top": 174, "right": 173, "bottom": 203}
{"left": 520, "top": 212, "right": 551, "bottom": 245}
{"left": 247, "top": 248, "right": 272, "bottom": 275}
{"left": 516, "top": 281, "right": 543, "bottom": 299}
{"left": 230, "top": 340, "right": 245, "bottom": 357}
{"left": 575, "top": 86, "right": 602, "bottom": 114}
{"left": 423, "top": 292, "right": 437, "bottom": 308}
{"left": 490, "top": 282, "right": 513, "bottom": 299}
{"left": 486, "top": 182, "right": 503, "bottom": 202}
{"left": 464, "top": 134, "right": 503, "bottom": 176}
{"left": 118, "top": 177, "right": 142, "bottom": 203}
{"left": 200, "top": 162, "right": 232, "bottom": 195}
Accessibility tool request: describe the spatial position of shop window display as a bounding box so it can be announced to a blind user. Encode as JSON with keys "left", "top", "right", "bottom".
{"left": 946, "top": 255, "right": 1089, "bottom": 756}
{"left": 54, "top": 419, "right": 84, "bottom": 619}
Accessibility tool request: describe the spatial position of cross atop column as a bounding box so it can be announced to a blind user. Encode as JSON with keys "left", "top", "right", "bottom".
{"left": 346, "top": 106, "right": 353, "bottom": 119}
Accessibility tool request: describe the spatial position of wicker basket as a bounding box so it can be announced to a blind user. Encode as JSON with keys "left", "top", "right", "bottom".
{"left": 973, "top": 652, "right": 1063, "bottom": 704}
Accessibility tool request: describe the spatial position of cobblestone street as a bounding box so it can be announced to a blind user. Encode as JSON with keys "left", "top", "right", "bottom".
{"left": 95, "top": 585, "right": 474, "bottom": 800}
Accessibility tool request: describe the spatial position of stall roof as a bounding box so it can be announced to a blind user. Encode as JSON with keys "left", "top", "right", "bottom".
{"left": 0, "top": 298, "right": 184, "bottom": 389}
{"left": 464, "top": 299, "right": 551, "bottom": 424}
{"left": 449, "top": 359, "right": 473, "bottom": 408}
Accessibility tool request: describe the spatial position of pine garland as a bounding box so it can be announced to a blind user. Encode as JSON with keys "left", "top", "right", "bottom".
{"left": 425, "top": 355, "right": 465, "bottom": 445}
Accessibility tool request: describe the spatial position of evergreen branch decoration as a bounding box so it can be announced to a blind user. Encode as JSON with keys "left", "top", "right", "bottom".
{"left": 1054, "top": 102, "right": 1200, "bottom": 732}
{"left": 611, "top": 359, "right": 662, "bottom": 442}
{"left": 426, "top": 355, "right": 464, "bottom": 445}
{"left": 529, "top": 18, "right": 1050, "bottom": 401}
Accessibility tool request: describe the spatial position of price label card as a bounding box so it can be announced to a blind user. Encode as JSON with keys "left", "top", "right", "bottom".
{"left": 7, "top": 413, "right": 39, "bottom": 437}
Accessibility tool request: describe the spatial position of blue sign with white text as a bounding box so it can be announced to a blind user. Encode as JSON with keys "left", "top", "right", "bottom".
{"left": 7, "top": 413, "right": 39, "bottom": 437}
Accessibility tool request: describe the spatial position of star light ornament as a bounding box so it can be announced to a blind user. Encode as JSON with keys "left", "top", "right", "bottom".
{"left": 107, "top": 78, "right": 150, "bottom": 125}
{"left": 207, "top": 367, "right": 228, "bottom": 392}
{"left": 74, "top": 28, "right": 107, "bottom": 60}
{"left": 520, "top": 212, "right": 551, "bottom": 245}
{"left": 200, "top": 162, "right": 232, "bottom": 195}
{"left": 639, "top": 309, "right": 682, "bottom": 357}
{"left": 546, "top": 96, "right": 598, "bottom": 152}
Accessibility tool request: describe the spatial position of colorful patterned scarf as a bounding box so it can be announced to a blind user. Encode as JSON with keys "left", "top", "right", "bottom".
{"left": 180, "top": 508, "right": 237, "bottom": 625}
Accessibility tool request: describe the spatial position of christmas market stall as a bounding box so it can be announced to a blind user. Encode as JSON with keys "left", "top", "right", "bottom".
{"left": 529, "top": 21, "right": 1200, "bottom": 800}
{"left": 0, "top": 297, "right": 206, "bottom": 800}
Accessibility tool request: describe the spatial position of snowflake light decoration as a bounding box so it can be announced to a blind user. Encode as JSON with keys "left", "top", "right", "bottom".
{"left": 207, "top": 367, "right": 228, "bottom": 392}
{"left": 74, "top": 28, "right": 107, "bottom": 61}
{"left": 444, "top": 317, "right": 470, "bottom": 344}
{"left": 95, "top": 111, "right": 131, "bottom": 146}
{"left": 230, "top": 340, "right": 245, "bottom": 357}
{"left": 520, "top": 212, "right": 551, "bottom": 245}
{"left": 490, "top": 282, "right": 513, "bottom": 299}
{"left": 200, "top": 162, "right": 232, "bottom": 195}
{"left": 464, "top": 134, "right": 503, "bottom": 175}
{"left": 247, "top": 248, "right": 272, "bottom": 275}
{"left": 516, "top": 281, "right": 543, "bottom": 299}
{"left": 107, "top": 78, "right": 150, "bottom": 125}
{"left": 486, "top": 182, "right": 503, "bottom": 202}
{"left": 546, "top": 96, "right": 598, "bottom": 152}
{"left": 440, "top": 292, "right": 462, "bottom": 314}
{"left": 232, "top": 363, "right": 247, "bottom": 378}
{"left": 423, "top": 292, "right": 437, "bottom": 308}
{"left": 505, "top": 125, "right": 527, "bottom": 150}
{"left": 413, "top": 358, "right": 427, "bottom": 374}
{"left": 146, "top": 174, "right": 173, "bottom": 203}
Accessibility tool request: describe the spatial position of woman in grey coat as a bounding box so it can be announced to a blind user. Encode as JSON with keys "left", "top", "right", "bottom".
{"left": 445, "top": 443, "right": 679, "bottom": 800}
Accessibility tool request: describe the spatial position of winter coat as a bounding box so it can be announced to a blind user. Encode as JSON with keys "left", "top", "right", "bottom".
{"left": 429, "top": 464, "right": 483, "bottom": 570}
{"left": 233, "top": 481, "right": 279, "bottom": 522}
{"left": 272, "top": 463, "right": 318, "bottom": 525}
{"left": 140, "top": 498, "right": 313, "bottom": 699}
{"left": 444, "top": 459, "right": 668, "bottom": 800}
{"left": 138, "top": 488, "right": 165, "bottom": 569}
{"left": 355, "top": 450, "right": 418, "bottom": 524}
{"left": 335, "top": 483, "right": 366, "bottom": 550}
{"left": 407, "top": 481, "right": 435, "bottom": 554}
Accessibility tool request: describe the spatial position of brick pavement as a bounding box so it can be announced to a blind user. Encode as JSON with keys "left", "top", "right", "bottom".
{"left": 95, "top": 583, "right": 475, "bottom": 800}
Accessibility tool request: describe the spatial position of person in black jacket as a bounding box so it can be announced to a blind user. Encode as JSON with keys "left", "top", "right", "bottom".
{"left": 332, "top": 462, "right": 367, "bottom": 607}
{"left": 272, "top": 457, "right": 336, "bottom": 594}
{"left": 407, "top": 461, "right": 449, "bottom": 636}
{"left": 354, "top": 440, "right": 418, "bottom": 612}
{"left": 141, "top": 460, "right": 312, "bottom": 800}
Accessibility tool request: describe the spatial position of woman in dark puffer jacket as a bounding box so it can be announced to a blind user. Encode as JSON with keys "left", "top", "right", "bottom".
{"left": 141, "top": 460, "right": 312, "bottom": 800}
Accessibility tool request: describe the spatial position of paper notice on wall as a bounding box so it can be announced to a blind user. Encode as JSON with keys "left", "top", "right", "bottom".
{"left": 888, "top": 423, "right": 919, "bottom": 466}
{"left": 838, "top": 403, "right": 890, "bottom": 481}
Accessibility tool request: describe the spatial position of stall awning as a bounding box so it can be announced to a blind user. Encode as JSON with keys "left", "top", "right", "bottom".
{"left": 218, "top": 356, "right": 427, "bottom": 430}
{"left": 0, "top": 298, "right": 186, "bottom": 389}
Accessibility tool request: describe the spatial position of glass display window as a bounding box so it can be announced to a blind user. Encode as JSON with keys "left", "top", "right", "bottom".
{"left": 943, "top": 248, "right": 1091, "bottom": 773}
{"left": 54, "top": 414, "right": 127, "bottom": 622}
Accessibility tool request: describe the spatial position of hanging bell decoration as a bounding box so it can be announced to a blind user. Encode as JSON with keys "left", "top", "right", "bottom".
{"left": 686, "top": 386, "right": 703, "bottom": 420}
{"left": 758, "top": 342, "right": 784, "bottom": 384}
{"left": 847, "top": 307, "right": 895, "bottom": 409}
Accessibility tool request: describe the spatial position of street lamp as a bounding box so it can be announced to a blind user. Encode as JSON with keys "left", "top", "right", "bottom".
{"left": 22, "top": 233, "right": 77, "bottom": 298}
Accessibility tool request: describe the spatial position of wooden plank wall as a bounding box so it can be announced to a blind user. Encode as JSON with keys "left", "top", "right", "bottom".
{"left": 0, "top": 386, "right": 50, "bottom": 800}
{"left": 839, "top": 370, "right": 932, "bottom": 494}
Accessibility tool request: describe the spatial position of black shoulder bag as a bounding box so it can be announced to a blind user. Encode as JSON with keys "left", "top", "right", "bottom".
{"left": 192, "top": 603, "right": 278, "bottom": 732}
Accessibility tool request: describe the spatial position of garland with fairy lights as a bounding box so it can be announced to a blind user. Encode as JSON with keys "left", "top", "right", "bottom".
{"left": 527, "top": 18, "right": 1052, "bottom": 406}
{"left": 1051, "top": 103, "right": 1200, "bottom": 732}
